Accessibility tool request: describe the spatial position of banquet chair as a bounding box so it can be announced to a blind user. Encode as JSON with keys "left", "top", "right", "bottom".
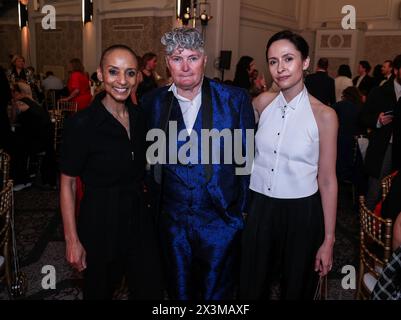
{"left": 0, "top": 180, "right": 13, "bottom": 297}
{"left": 54, "top": 100, "right": 78, "bottom": 152}
{"left": 57, "top": 100, "right": 78, "bottom": 113}
{"left": 44, "top": 90, "right": 57, "bottom": 111}
{"left": 0, "top": 150, "right": 10, "bottom": 190}
{"left": 356, "top": 195, "right": 393, "bottom": 299}
{"left": 52, "top": 110, "right": 64, "bottom": 155}
{"left": 381, "top": 172, "right": 396, "bottom": 201}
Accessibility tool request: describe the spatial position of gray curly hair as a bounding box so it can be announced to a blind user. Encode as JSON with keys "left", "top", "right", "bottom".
{"left": 161, "top": 27, "right": 205, "bottom": 55}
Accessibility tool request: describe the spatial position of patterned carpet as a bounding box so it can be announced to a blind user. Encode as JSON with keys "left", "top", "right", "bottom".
{"left": 0, "top": 182, "right": 360, "bottom": 300}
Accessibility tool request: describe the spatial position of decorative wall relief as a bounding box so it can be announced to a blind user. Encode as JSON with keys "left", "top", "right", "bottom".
{"left": 102, "top": 16, "right": 172, "bottom": 78}
{"left": 36, "top": 21, "right": 83, "bottom": 81}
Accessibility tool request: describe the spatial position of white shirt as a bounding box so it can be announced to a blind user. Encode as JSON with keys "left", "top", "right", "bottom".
{"left": 394, "top": 79, "right": 401, "bottom": 101}
{"left": 356, "top": 74, "right": 365, "bottom": 88}
{"left": 335, "top": 76, "right": 353, "bottom": 102}
{"left": 41, "top": 75, "right": 64, "bottom": 91}
{"left": 169, "top": 83, "right": 202, "bottom": 135}
{"left": 380, "top": 75, "right": 392, "bottom": 87}
{"left": 250, "top": 86, "right": 319, "bottom": 199}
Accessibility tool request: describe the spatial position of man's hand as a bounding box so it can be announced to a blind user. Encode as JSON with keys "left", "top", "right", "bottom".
{"left": 378, "top": 112, "right": 394, "bottom": 126}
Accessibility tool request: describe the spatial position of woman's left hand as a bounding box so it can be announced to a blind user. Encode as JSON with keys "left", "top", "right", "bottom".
{"left": 314, "top": 240, "right": 334, "bottom": 276}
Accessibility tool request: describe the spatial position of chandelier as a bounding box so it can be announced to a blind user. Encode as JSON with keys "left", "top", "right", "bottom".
{"left": 176, "top": 0, "right": 212, "bottom": 27}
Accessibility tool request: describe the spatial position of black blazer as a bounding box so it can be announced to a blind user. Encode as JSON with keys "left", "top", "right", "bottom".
{"left": 353, "top": 75, "right": 375, "bottom": 96}
{"left": 305, "top": 71, "right": 336, "bottom": 106}
{"left": 360, "top": 80, "right": 399, "bottom": 178}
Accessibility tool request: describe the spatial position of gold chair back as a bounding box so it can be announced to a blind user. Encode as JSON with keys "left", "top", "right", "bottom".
{"left": 381, "top": 173, "right": 395, "bottom": 201}
{"left": 51, "top": 109, "right": 64, "bottom": 154}
{"left": 0, "top": 180, "right": 13, "bottom": 293}
{"left": 356, "top": 196, "right": 393, "bottom": 299}
{"left": 44, "top": 90, "right": 57, "bottom": 111}
{"left": 0, "top": 150, "right": 11, "bottom": 189}
{"left": 57, "top": 100, "right": 78, "bottom": 113}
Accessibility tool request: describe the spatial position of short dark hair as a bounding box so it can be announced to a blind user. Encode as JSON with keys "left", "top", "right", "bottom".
{"left": 100, "top": 44, "right": 138, "bottom": 69}
{"left": 384, "top": 60, "right": 393, "bottom": 68}
{"left": 337, "top": 64, "right": 352, "bottom": 78}
{"left": 317, "top": 58, "right": 329, "bottom": 70}
{"left": 342, "top": 86, "right": 363, "bottom": 106}
{"left": 266, "top": 30, "right": 309, "bottom": 60}
{"left": 359, "top": 60, "right": 371, "bottom": 73}
{"left": 141, "top": 52, "right": 157, "bottom": 70}
{"left": 392, "top": 55, "right": 401, "bottom": 70}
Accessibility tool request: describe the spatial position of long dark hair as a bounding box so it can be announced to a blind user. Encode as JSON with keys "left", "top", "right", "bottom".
{"left": 337, "top": 64, "right": 352, "bottom": 78}
{"left": 233, "top": 56, "right": 253, "bottom": 90}
{"left": 342, "top": 86, "right": 363, "bottom": 106}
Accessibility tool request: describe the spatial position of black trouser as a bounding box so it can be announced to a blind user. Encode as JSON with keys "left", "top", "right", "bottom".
{"left": 240, "top": 191, "right": 324, "bottom": 300}
{"left": 9, "top": 133, "right": 31, "bottom": 184}
{"left": 9, "top": 131, "right": 56, "bottom": 185}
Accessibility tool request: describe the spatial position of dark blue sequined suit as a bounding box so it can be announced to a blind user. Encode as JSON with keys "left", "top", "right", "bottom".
{"left": 144, "top": 78, "right": 254, "bottom": 299}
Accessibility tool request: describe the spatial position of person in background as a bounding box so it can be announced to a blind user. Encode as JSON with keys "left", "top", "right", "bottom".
{"left": 334, "top": 64, "right": 353, "bottom": 102}
{"left": 89, "top": 71, "right": 105, "bottom": 98}
{"left": 42, "top": 71, "right": 64, "bottom": 91}
{"left": 233, "top": 56, "right": 255, "bottom": 91}
{"left": 372, "top": 64, "right": 385, "bottom": 88}
{"left": 7, "top": 54, "right": 35, "bottom": 86}
{"left": 241, "top": 30, "right": 338, "bottom": 300}
{"left": 305, "top": 57, "right": 336, "bottom": 106}
{"left": 7, "top": 54, "right": 42, "bottom": 102}
{"left": 0, "top": 66, "right": 12, "bottom": 151}
{"left": 360, "top": 54, "right": 401, "bottom": 210}
{"left": 353, "top": 60, "right": 374, "bottom": 97}
{"left": 59, "top": 45, "right": 163, "bottom": 300}
{"left": 136, "top": 52, "right": 158, "bottom": 101}
{"left": 380, "top": 60, "right": 393, "bottom": 86}
{"left": 59, "top": 58, "right": 92, "bottom": 111}
{"left": 10, "top": 82, "right": 54, "bottom": 191}
{"left": 332, "top": 86, "right": 363, "bottom": 183}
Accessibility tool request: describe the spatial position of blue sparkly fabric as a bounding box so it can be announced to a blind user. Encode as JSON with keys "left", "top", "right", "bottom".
{"left": 144, "top": 78, "right": 255, "bottom": 299}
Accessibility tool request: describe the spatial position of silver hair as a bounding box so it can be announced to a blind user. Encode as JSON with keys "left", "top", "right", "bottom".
{"left": 161, "top": 27, "right": 205, "bottom": 55}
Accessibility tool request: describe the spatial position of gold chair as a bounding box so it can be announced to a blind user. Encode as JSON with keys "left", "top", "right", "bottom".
{"left": 356, "top": 195, "right": 393, "bottom": 299}
{"left": 52, "top": 109, "right": 64, "bottom": 154}
{"left": 44, "top": 90, "right": 57, "bottom": 111}
{"left": 57, "top": 100, "right": 78, "bottom": 113}
{"left": 53, "top": 101, "right": 78, "bottom": 156}
{"left": 0, "top": 180, "right": 13, "bottom": 296}
{"left": 381, "top": 173, "right": 395, "bottom": 201}
{"left": 0, "top": 150, "right": 11, "bottom": 190}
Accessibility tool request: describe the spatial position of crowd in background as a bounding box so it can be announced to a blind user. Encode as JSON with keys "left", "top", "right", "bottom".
{"left": 1, "top": 34, "right": 400, "bottom": 300}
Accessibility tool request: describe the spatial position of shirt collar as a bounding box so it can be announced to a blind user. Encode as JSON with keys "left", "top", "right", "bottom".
{"left": 394, "top": 79, "right": 401, "bottom": 97}
{"left": 168, "top": 81, "right": 203, "bottom": 102}
{"left": 91, "top": 90, "right": 137, "bottom": 127}
{"left": 278, "top": 85, "right": 307, "bottom": 111}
